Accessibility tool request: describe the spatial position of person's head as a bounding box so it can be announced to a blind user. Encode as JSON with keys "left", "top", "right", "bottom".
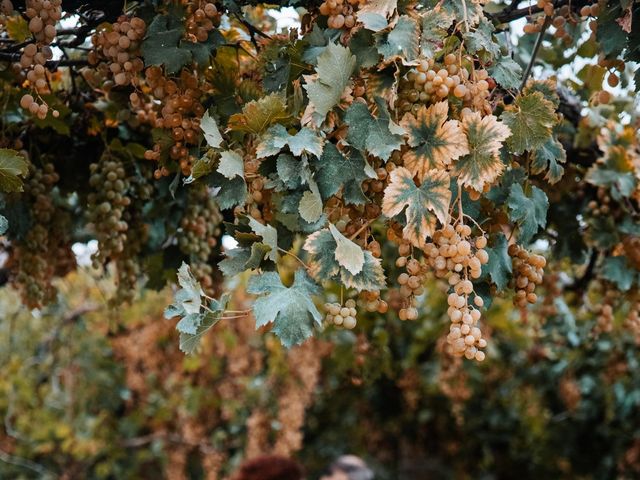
{"left": 321, "top": 455, "right": 374, "bottom": 480}
{"left": 234, "top": 455, "right": 304, "bottom": 480}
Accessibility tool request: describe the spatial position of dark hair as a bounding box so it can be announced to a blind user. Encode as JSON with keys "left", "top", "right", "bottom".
{"left": 235, "top": 455, "right": 305, "bottom": 480}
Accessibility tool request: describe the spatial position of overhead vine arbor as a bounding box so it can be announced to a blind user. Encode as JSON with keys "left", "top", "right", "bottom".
{"left": 0, "top": 0, "right": 639, "bottom": 361}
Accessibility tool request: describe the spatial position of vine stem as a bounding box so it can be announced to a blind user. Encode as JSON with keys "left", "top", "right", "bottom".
{"left": 277, "top": 247, "right": 310, "bottom": 269}
{"left": 519, "top": 15, "right": 552, "bottom": 93}
{"left": 348, "top": 219, "right": 374, "bottom": 241}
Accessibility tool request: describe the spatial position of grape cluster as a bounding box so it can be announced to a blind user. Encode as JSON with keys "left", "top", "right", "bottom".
{"left": 178, "top": 185, "right": 223, "bottom": 291}
{"left": 141, "top": 69, "right": 206, "bottom": 177}
{"left": 593, "top": 302, "right": 614, "bottom": 336}
{"left": 361, "top": 290, "right": 388, "bottom": 314}
{"left": 395, "top": 243, "right": 423, "bottom": 321}
{"left": 12, "top": 162, "right": 74, "bottom": 307}
{"left": 423, "top": 223, "right": 489, "bottom": 361}
{"left": 88, "top": 15, "right": 146, "bottom": 88}
{"left": 318, "top": 0, "right": 365, "bottom": 30}
{"left": 324, "top": 299, "right": 358, "bottom": 329}
{"left": 523, "top": 0, "right": 582, "bottom": 44}
{"left": 185, "top": 1, "right": 220, "bottom": 42}
{"left": 88, "top": 155, "right": 132, "bottom": 266}
{"left": 508, "top": 244, "right": 545, "bottom": 308}
{"left": 399, "top": 55, "right": 493, "bottom": 116}
{"left": 625, "top": 302, "right": 640, "bottom": 345}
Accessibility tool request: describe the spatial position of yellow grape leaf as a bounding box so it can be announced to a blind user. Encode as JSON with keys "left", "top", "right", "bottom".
{"left": 382, "top": 166, "right": 451, "bottom": 248}
{"left": 227, "top": 93, "right": 291, "bottom": 135}
{"left": 6, "top": 15, "right": 31, "bottom": 42}
{"left": 453, "top": 112, "right": 511, "bottom": 192}
{"left": 400, "top": 101, "right": 468, "bottom": 181}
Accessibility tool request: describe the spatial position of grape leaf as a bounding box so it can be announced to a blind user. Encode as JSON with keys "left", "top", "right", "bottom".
{"left": 400, "top": 101, "right": 469, "bottom": 181}
{"left": 376, "top": 15, "right": 420, "bottom": 64}
{"left": 217, "top": 151, "right": 244, "bottom": 179}
{"left": 200, "top": 112, "right": 224, "bottom": 148}
{"left": 311, "top": 144, "right": 369, "bottom": 205}
{"left": 382, "top": 166, "right": 451, "bottom": 247}
{"left": 0, "top": 149, "right": 29, "bottom": 193}
{"left": 507, "top": 183, "right": 549, "bottom": 244}
{"left": 177, "top": 293, "right": 230, "bottom": 354}
{"left": 276, "top": 154, "right": 305, "bottom": 189}
{"left": 210, "top": 174, "right": 247, "bottom": 210}
{"left": 0, "top": 215, "right": 7, "bottom": 235}
{"left": 489, "top": 56, "right": 523, "bottom": 90}
{"left": 256, "top": 124, "right": 324, "bottom": 158}
{"left": 357, "top": 0, "right": 397, "bottom": 31}
{"left": 246, "top": 269, "right": 322, "bottom": 348}
{"left": 304, "top": 228, "right": 386, "bottom": 291}
{"left": 227, "top": 93, "right": 291, "bottom": 134}
{"left": 164, "top": 262, "right": 203, "bottom": 318}
{"left": 531, "top": 136, "right": 566, "bottom": 184}
{"left": 601, "top": 256, "right": 637, "bottom": 291}
{"left": 329, "top": 223, "right": 365, "bottom": 275}
{"left": 303, "top": 43, "right": 356, "bottom": 125}
{"left": 248, "top": 217, "right": 278, "bottom": 262}
{"left": 6, "top": 15, "right": 30, "bottom": 42}
{"left": 464, "top": 18, "right": 501, "bottom": 59}
{"left": 344, "top": 98, "right": 405, "bottom": 161}
{"left": 219, "top": 243, "right": 271, "bottom": 276}
{"left": 483, "top": 233, "right": 512, "bottom": 290}
{"left": 350, "top": 29, "right": 379, "bottom": 68}
{"left": 141, "top": 15, "right": 192, "bottom": 74}
{"left": 500, "top": 92, "right": 557, "bottom": 154}
{"left": 453, "top": 112, "right": 511, "bottom": 192}
{"left": 298, "top": 184, "right": 324, "bottom": 223}
{"left": 421, "top": 9, "right": 454, "bottom": 58}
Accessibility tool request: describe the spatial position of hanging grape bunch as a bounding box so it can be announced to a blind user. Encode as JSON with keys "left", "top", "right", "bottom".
{"left": 325, "top": 299, "right": 358, "bottom": 329}
{"left": 509, "top": 244, "right": 545, "bottom": 308}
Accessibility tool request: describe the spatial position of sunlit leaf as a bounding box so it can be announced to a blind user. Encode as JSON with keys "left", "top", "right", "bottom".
{"left": 401, "top": 101, "right": 469, "bottom": 180}
{"left": 329, "top": 223, "right": 365, "bottom": 275}
{"left": 382, "top": 166, "right": 451, "bottom": 247}
{"left": 227, "top": 93, "right": 291, "bottom": 134}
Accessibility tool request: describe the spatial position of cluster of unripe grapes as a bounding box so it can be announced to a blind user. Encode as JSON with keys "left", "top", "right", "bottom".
{"left": 12, "top": 162, "right": 71, "bottom": 308}
{"left": 88, "top": 156, "right": 132, "bottom": 266}
{"left": 625, "top": 303, "right": 640, "bottom": 345}
{"left": 178, "top": 186, "right": 222, "bottom": 291}
{"left": 587, "top": 187, "right": 612, "bottom": 217}
{"left": 185, "top": 1, "right": 220, "bottom": 42}
{"left": 88, "top": 15, "right": 146, "bottom": 88}
{"left": 400, "top": 55, "right": 493, "bottom": 116}
{"left": 523, "top": 0, "right": 581, "bottom": 45}
{"left": 593, "top": 302, "right": 614, "bottom": 336}
{"left": 318, "top": 0, "right": 365, "bottom": 30}
{"left": 16, "top": 0, "right": 62, "bottom": 119}
{"left": 141, "top": 69, "right": 205, "bottom": 177}
{"left": 423, "top": 222, "right": 489, "bottom": 361}
{"left": 395, "top": 242, "right": 424, "bottom": 321}
{"left": 324, "top": 299, "right": 358, "bottom": 329}
{"left": 508, "top": 244, "right": 545, "bottom": 308}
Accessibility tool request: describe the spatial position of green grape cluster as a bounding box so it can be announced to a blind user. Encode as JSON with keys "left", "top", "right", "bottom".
{"left": 88, "top": 155, "right": 132, "bottom": 267}
{"left": 178, "top": 185, "right": 222, "bottom": 291}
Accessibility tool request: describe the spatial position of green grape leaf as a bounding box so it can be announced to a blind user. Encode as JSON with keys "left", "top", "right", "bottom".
{"left": 227, "top": 93, "right": 291, "bottom": 135}
{"left": 442, "top": 0, "right": 483, "bottom": 25}
{"left": 585, "top": 167, "right": 636, "bottom": 201}
{"left": 200, "top": 112, "right": 224, "bottom": 148}
{"left": 489, "top": 56, "right": 523, "bottom": 90}
{"left": 256, "top": 124, "right": 324, "bottom": 158}
{"left": 141, "top": 15, "right": 192, "bottom": 74}
{"left": 248, "top": 217, "right": 278, "bottom": 262}
{"left": 303, "top": 43, "right": 356, "bottom": 124}
{"left": 6, "top": 14, "right": 30, "bottom": 42}
{"left": 500, "top": 92, "right": 557, "bottom": 154}
{"left": 164, "top": 262, "right": 203, "bottom": 318}
{"left": 210, "top": 174, "right": 247, "bottom": 210}
{"left": 483, "top": 233, "right": 512, "bottom": 290}
{"left": 421, "top": 9, "right": 454, "bottom": 58}
{"left": 400, "top": 101, "right": 469, "bottom": 181}
{"left": 311, "top": 144, "right": 369, "bottom": 205}
{"left": 219, "top": 245, "right": 265, "bottom": 277}
{"left": 184, "top": 155, "right": 214, "bottom": 184}
{"left": 382, "top": 166, "right": 451, "bottom": 247}
{"left": 601, "top": 256, "right": 637, "bottom": 291}
{"left": 507, "top": 183, "right": 549, "bottom": 244}
{"left": 464, "top": 18, "right": 501, "bottom": 59}
{"left": 217, "top": 151, "right": 244, "bottom": 179}
{"left": 453, "top": 112, "right": 511, "bottom": 192}
{"left": 357, "top": 0, "right": 397, "bottom": 31}
{"left": 329, "top": 223, "right": 365, "bottom": 275}
{"left": 376, "top": 15, "right": 420, "bottom": 64}
{"left": 0, "top": 149, "right": 29, "bottom": 193}
{"left": 531, "top": 136, "right": 566, "bottom": 184}
{"left": 276, "top": 154, "right": 304, "bottom": 189}
{"left": 177, "top": 293, "right": 229, "bottom": 354}
{"left": 350, "top": 29, "right": 379, "bottom": 68}
{"left": 344, "top": 98, "right": 405, "bottom": 161}
{"left": 298, "top": 183, "right": 324, "bottom": 223}
{"left": 304, "top": 228, "right": 386, "bottom": 291}
{"left": 247, "top": 269, "right": 322, "bottom": 348}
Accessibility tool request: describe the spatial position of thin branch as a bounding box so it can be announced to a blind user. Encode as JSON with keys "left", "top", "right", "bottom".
{"left": 277, "top": 247, "right": 309, "bottom": 269}
{"left": 519, "top": 15, "right": 551, "bottom": 92}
